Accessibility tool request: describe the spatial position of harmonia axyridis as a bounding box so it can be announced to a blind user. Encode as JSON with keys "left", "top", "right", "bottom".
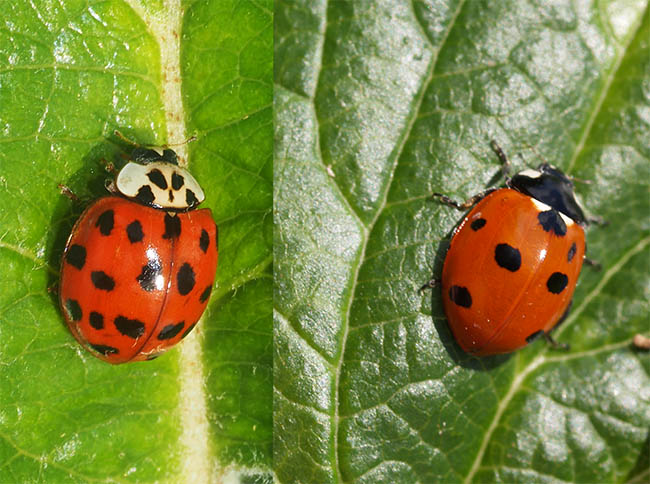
{"left": 59, "top": 146, "right": 218, "bottom": 364}
{"left": 427, "top": 142, "right": 596, "bottom": 356}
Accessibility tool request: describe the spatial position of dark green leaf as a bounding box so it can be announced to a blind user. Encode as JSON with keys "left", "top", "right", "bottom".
{"left": 274, "top": 1, "right": 649, "bottom": 483}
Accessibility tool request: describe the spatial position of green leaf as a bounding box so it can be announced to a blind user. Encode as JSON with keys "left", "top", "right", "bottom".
{"left": 274, "top": 1, "right": 649, "bottom": 483}
{"left": 0, "top": 0, "right": 271, "bottom": 481}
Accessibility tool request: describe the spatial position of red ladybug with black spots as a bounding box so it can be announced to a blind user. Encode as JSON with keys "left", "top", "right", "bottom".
{"left": 60, "top": 146, "right": 218, "bottom": 364}
{"left": 425, "top": 142, "right": 598, "bottom": 356}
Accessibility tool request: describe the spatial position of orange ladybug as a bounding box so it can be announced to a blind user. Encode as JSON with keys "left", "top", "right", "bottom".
{"left": 428, "top": 142, "right": 596, "bottom": 356}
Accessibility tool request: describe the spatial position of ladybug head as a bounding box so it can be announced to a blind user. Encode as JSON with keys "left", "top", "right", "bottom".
{"left": 131, "top": 146, "right": 179, "bottom": 165}
{"left": 509, "top": 164, "right": 586, "bottom": 225}
{"left": 114, "top": 150, "right": 205, "bottom": 211}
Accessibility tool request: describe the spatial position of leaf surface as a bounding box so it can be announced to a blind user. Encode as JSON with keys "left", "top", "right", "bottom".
{"left": 274, "top": 1, "right": 649, "bottom": 483}
{"left": 0, "top": 1, "right": 272, "bottom": 481}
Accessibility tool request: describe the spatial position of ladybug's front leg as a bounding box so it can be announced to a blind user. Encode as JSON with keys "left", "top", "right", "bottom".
{"left": 430, "top": 188, "right": 497, "bottom": 211}
{"left": 490, "top": 139, "right": 512, "bottom": 183}
{"left": 58, "top": 184, "right": 81, "bottom": 203}
{"left": 100, "top": 158, "right": 119, "bottom": 175}
{"left": 583, "top": 257, "right": 602, "bottom": 270}
{"left": 431, "top": 140, "right": 511, "bottom": 210}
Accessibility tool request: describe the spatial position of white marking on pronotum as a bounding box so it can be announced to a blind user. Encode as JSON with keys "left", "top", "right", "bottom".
{"left": 122, "top": 1, "right": 210, "bottom": 482}
{"left": 530, "top": 198, "right": 575, "bottom": 226}
{"left": 517, "top": 168, "right": 542, "bottom": 178}
{"left": 559, "top": 211, "right": 574, "bottom": 226}
{"left": 530, "top": 198, "right": 551, "bottom": 212}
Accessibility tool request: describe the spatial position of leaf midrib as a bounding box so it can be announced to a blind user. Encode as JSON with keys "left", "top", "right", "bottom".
{"left": 121, "top": 2, "right": 211, "bottom": 482}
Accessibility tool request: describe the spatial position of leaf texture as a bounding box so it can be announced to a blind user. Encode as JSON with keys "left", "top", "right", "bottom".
{"left": 0, "top": 1, "right": 272, "bottom": 481}
{"left": 274, "top": 1, "right": 650, "bottom": 483}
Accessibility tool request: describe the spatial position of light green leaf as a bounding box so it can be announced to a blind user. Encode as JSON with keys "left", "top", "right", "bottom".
{"left": 0, "top": 0, "right": 271, "bottom": 481}
{"left": 274, "top": 1, "right": 649, "bottom": 483}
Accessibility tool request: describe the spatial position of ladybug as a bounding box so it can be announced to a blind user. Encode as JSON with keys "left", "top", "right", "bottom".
{"left": 59, "top": 146, "right": 218, "bottom": 364}
{"left": 427, "top": 141, "right": 597, "bottom": 356}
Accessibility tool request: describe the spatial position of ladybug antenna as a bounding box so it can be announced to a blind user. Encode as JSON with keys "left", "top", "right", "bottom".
{"left": 524, "top": 140, "right": 593, "bottom": 185}
{"left": 163, "top": 134, "right": 198, "bottom": 148}
{"left": 113, "top": 129, "right": 139, "bottom": 147}
{"left": 113, "top": 130, "right": 198, "bottom": 150}
{"left": 569, "top": 176, "right": 593, "bottom": 185}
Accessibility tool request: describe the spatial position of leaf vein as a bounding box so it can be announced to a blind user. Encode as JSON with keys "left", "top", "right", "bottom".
{"left": 567, "top": 10, "right": 646, "bottom": 172}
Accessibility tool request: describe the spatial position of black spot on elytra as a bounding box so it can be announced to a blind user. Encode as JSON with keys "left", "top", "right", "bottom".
{"left": 158, "top": 321, "right": 185, "bottom": 340}
{"left": 66, "top": 244, "right": 86, "bottom": 270}
{"left": 199, "top": 229, "right": 209, "bottom": 253}
{"left": 65, "top": 299, "right": 82, "bottom": 321}
{"left": 136, "top": 185, "right": 155, "bottom": 205}
{"left": 449, "top": 285, "right": 472, "bottom": 308}
{"left": 470, "top": 218, "right": 486, "bottom": 231}
{"left": 547, "top": 272, "right": 568, "bottom": 294}
{"left": 95, "top": 210, "right": 114, "bottom": 236}
{"left": 126, "top": 220, "right": 144, "bottom": 243}
{"left": 163, "top": 213, "right": 181, "bottom": 239}
{"left": 567, "top": 242, "right": 577, "bottom": 262}
{"left": 114, "top": 316, "right": 145, "bottom": 339}
{"left": 538, "top": 210, "right": 567, "bottom": 236}
{"left": 494, "top": 243, "right": 521, "bottom": 272}
{"left": 147, "top": 168, "right": 168, "bottom": 190}
{"left": 137, "top": 256, "right": 163, "bottom": 292}
{"left": 181, "top": 323, "right": 197, "bottom": 340}
{"left": 172, "top": 172, "right": 184, "bottom": 190}
{"left": 200, "top": 284, "right": 212, "bottom": 303}
{"left": 91, "top": 271, "right": 115, "bottom": 291}
{"left": 90, "top": 344, "right": 119, "bottom": 356}
{"left": 177, "top": 263, "right": 195, "bottom": 295}
{"left": 186, "top": 189, "right": 198, "bottom": 206}
{"left": 89, "top": 311, "right": 104, "bottom": 330}
{"left": 526, "top": 330, "right": 545, "bottom": 344}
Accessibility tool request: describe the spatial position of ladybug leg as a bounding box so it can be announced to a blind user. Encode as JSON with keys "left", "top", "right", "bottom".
{"left": 100, "top": 158, "right": 118, "bottom": 175}
{"left": 58, "top": 184, "right": 81, "bottom": 203}
{"left": 542, "top": 299, "right": 572, "bottom": 351}
{"left": 431, "top": 193, "right": 466, "bottom": 210}
{"left": 583, "top": 257, "right": 602, "bottom": 271}
{"left": 490, "top": 140, "right": 512, "bottom": 183}
{"left": 431, "top": 188, "right": 497, "bottom": 211}
{"left": 104, "top": 178, "right": 118, "bottom": 195}
{"left": 543, "top": 332, "right": 570, "bottom": 351}
{"left": 419, "top": 278, "right": 440, "bottom": 293}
